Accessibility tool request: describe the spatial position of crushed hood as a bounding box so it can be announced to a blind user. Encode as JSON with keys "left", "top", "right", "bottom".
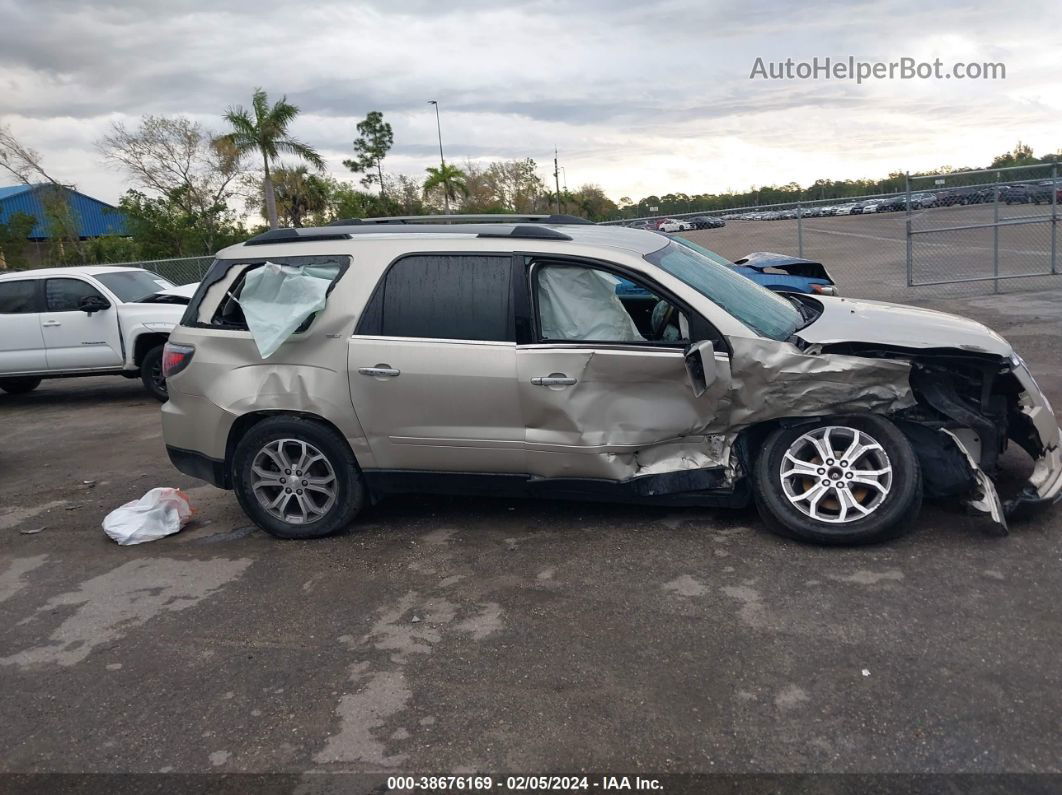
{"left": 797, "top": 296, "right": 1012, "bottom": 356}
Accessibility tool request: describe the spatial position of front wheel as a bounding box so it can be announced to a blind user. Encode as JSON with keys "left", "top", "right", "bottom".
{"left": 752, "top": 415, "right": 922, "bottom": 545}
{"left": 0, "top": 376, "right": 42, "bottom": 395}
{"left": 140, "top": 344, "right": 168, "bottom": 401}
{"left": 232, "top": 416, "right": 365, "bottom": 539}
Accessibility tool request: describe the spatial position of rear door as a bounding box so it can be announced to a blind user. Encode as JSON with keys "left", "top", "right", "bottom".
{"left": 0, "top": 278, "right": 47, "bottom": 373}
{"left": 347, "top": 253, "right": 525, "bottom": 473}
{"left": 40, "top": 277, "right": 124, "bottom": 370}
{"left": 516, "top": 256, "right": 730, "bottom": 481}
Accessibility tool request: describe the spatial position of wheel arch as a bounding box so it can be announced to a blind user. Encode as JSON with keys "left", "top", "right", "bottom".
{"left": 224, "top": 410, "right": 364, "bottom": 486}
{"left": 132, "top": 331, "right": 169, "bottom": 366}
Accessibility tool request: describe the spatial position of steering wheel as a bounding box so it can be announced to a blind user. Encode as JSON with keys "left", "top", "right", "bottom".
{"left": 650, "top": 299, "right": 677, "bottom": 340}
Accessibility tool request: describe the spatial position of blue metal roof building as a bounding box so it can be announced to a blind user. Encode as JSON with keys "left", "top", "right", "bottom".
{"left": 0, "top": 184, "right": 128, "bottom": 239}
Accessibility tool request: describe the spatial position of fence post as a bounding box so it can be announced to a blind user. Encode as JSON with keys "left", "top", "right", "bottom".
{"left": 905, "top": 172, "right": 913, "bottom": 287}
{"left": 992, "top": 171, "right": 1001, "bottom": 294}
{"left": 1052, "top": 162, "right": 1058, "bottom": 275}
{"left": 796, "top": 199, "right": 803, "bottom": 257}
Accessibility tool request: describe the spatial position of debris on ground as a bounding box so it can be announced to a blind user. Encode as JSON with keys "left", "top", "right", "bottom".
{"left": 102, "top": 488, "right": 193, "bottom": 546}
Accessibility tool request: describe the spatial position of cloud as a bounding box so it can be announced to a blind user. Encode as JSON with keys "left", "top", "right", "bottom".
{"left": 0, "top": 0, "right": 1059, "bottom": 205}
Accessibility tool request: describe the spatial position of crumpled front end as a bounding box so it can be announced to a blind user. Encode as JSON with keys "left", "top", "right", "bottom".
{"left": 1005, "top": 360, "right": 1062, "bottom": 512}
{"left": 907, "top": 355, "right": 1062, "bottom": 532}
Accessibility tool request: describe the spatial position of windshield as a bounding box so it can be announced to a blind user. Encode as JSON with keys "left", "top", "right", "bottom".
{"left": 643, "top": 240, "right": 801, "bottom": 340}
{"left": 95, "top": 270, "right": 174, "bottom": 303}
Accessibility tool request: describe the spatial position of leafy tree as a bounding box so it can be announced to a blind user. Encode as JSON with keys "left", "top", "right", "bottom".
{"left": 343, "top": 111, "right": 394, "bottom": 197}
{"left": 118, "top": 188, "right": 246, "bottom": 259}
{"left": 423, "top": 163, "right": 469, "bottom": 209}
{"left": 991, "top": 142, "right": 1037, "bottom": 169}
{"left": 484, "top": 158, "right": 546, "bottom": 213}
{"left": 0, "top": 124, "right": 85, "bottom": 260}
{"left": 0, "top": 211, "right": 36, "bottom": 269}
{"left": 98, "top": 115, "right": 245, "bottom": 252}
{"left": 269, "top": 165, "right": 331, "bottom": 227}
{"left": 218, "top": 88, "right": 323, "bottom": 229}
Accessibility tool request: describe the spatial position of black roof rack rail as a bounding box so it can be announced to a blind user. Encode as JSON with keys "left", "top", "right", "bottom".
{"left": 327, "top": 213, "right": 593, "bottom": 226}
{"left": 477, "top": 225, "right": 571, "bottom": 240}
{"left": 242, "top": 223, "right": 574, "bottom": 246}
{"left": 244, "top": 228, "right": 352, "bottom": 246}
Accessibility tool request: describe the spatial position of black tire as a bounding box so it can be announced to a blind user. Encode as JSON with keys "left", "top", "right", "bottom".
{"left": 752, "top": 415, "right": 922, "bottom": 545}
{"left": 0, "top": 376, "right": 42, "bottom": 395}
{"left": 140, "top": 344, "right": 168, "bottom": 402}
{"left": 231, "top": 415, "right": 365, "bottom": 539}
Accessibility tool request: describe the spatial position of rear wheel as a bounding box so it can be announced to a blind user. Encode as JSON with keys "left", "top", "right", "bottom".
{"left": 752, "top": 415, "right": 922, "bottom": 545}
{"left": 140, "top": 344, "right": 167, "bottom": 401}
{"left": 0, "top": 376, "right": 42, "bottom": 395}
{"left": 232, "top": 416, "right": 365, "bottom": 539}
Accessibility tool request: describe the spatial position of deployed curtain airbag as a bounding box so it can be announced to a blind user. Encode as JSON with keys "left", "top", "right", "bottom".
{"left": 238, "top": 261, "right": 339, "bottom": 358}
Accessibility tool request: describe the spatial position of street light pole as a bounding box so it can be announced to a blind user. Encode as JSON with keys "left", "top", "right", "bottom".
{"left": 428, "top": 100, "right": 449, "bottom": 213}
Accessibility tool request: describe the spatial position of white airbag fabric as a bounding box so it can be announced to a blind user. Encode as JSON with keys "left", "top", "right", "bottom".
{"left": 538, "top": 266, "right": 645, "bottom": 342}
{"left": 238, "top": 261, "right": 339, "bottom": 358}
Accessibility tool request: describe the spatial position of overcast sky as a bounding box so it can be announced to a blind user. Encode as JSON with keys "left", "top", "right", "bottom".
{"left": 1, "top": 0, "right": 1059, "bottom": 205}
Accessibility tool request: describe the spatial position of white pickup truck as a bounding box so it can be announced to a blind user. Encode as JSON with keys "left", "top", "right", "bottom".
{"left": 0, "top": 266, "right": 196, "bottom": 400}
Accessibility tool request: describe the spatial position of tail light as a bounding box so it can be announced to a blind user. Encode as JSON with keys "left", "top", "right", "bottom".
{"left": 162, "top": 342, "right": 195, "bottom": 378}
{"left": 811, "top": 284, "right": 839, "bottom": 296}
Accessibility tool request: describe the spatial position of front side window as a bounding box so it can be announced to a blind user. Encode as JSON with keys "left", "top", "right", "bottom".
{"left": 644, "top": 239, "right": 800, "bottom": 341}
{"left": 0, "top": 280, "right": 39, "bottom": 314}
{"left": 534, "top": 262, "right": 688, "bottom": 344}
{"left": 359, "top": 254, "right": 514, "bottom": 342}
{"left": 95, "top": 270, "right": 173, "bottom": 302}
{"left": 45, "top": 279, "right": 106, "bottom": 312}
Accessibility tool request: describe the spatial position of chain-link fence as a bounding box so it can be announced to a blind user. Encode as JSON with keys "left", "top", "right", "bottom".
{"left": 603, "top": 169, "right": 1061, "bottom": 302}
{"left": 26, "top": 256, "right": 213, "bottom": 286}
{"left": 907, "top": 162, "right": 1059, "bottom": 296}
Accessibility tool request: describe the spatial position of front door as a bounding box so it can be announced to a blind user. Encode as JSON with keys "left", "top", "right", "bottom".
{"left": 347, "top": 253, "right": 525, "bottom": 473}
{"left": 40, "top": 277, "right": 124, "bottom": 370}
{"left": 517, "top": 258, "right": 730, "bottom": 481}
{"left": 0, "top": 278, "right": 47, "bottom": 373}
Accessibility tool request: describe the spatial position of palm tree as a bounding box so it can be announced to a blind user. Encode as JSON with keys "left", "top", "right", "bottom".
{"left": 219, "top": 88, "right": 323, "bottom": 229}
{"left": 423, "top": 163, "right": 468, "bottom": 211}
{"left": 271, "top": 165, "right": 330, "bottom": 227}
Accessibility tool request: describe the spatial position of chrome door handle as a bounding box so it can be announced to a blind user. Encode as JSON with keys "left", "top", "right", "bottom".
{"left": 42, "top": 320, "right": 61, "bottom": 327}
{"left": 531, "top": 375, "right": 577, "bottom": 387}
{"left": 358, "top": 366, "right": 400, "bottom": 378}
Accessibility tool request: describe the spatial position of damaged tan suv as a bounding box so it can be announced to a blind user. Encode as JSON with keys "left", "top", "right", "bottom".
{"left": 161, "top": 215, "right": 1062, "bottom": 543}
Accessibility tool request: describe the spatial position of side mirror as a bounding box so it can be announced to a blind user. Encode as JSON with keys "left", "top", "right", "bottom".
{"left": 79, "top": 295, "right": 111, "bottom": 314}
{"left": 684, "top": 340, "right": 718, "bottom": 397}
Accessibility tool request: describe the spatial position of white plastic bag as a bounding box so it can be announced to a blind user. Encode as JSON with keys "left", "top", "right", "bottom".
{"left": 237, "top": 261, "right": 339, "bottom": 358}
{"left": 102, "top": 488, "right": 193, "bottom": 546}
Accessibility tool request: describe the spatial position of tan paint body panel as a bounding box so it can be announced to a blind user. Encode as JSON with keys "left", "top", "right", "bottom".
{"left": 161, "top": 228, "right": 1061, "bottom": 526}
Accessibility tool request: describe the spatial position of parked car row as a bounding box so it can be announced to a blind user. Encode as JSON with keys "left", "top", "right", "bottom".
{"left": 720, "top": 182, "right": 1061, "bottom": 220}
{"left": 626, "top": 215, "right": 726, "bottom": 232}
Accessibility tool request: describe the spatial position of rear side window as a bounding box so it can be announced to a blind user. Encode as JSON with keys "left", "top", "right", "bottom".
{"left": 209, "top": 256, "right": 348, "bottom": 329}
{"left": 358, "top": 254, "right": 514, "bottom": 342}
{"left": 0, "top": 280, "right": 39, "bottom": 314}
{"left": 45, "top": 279, "right": 106, "bottom": 312}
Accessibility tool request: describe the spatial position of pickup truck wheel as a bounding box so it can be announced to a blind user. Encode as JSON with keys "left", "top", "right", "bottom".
{"left": 232, "top": 416, "right": 365, "bottom": 540}
{"left": 752, "top": 415, "right": 922, "bottom": 545}
{"left": 140, "top": 344, "right": 167, "bottom": 402}
{"left": 0, "top": 377, "right": 42, "bottom": 395}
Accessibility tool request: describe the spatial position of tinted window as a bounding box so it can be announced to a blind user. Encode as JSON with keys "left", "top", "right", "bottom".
{"left": 95, "top": 270, "right": 173, "bottom": 302}
{"left": 363, "top": 255, "right": 514, "bottom": 342}
{"left": 46, "top": 279, "right": 106, "bottom": 312}
{"left": 0, "top": 280, "right": 39, "bottom": 314}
